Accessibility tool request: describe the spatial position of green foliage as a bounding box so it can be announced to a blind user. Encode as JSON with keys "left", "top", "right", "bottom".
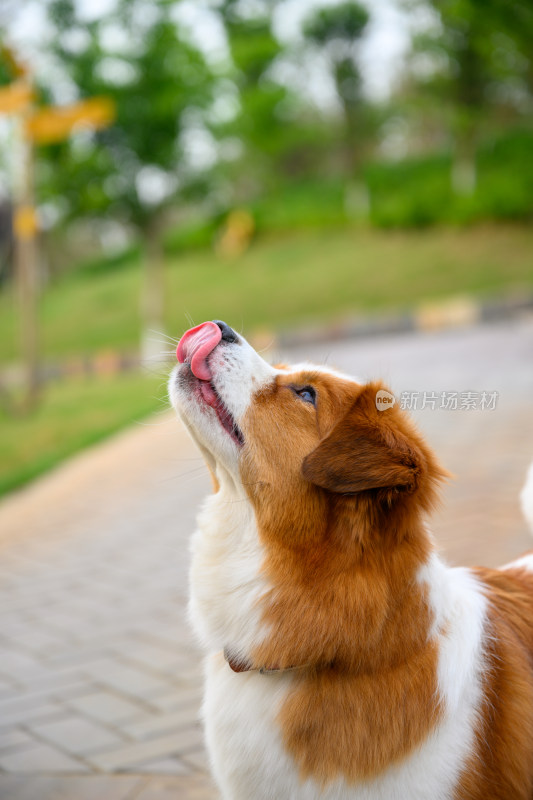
{"left": 252, "top": 179, "right": 348, "bottom": 231}
{"left": 366, "top": 155, "right": 452, "bottom": 227}
{"left": 40, "top": 0, "right": 216, "bottom": 232}
{"left": 0, "top": 51, "right": 14, "bottom": 86}
{"left": 164, "top": 218, "right": 219, "bottom": 255}
{"left": 226, "top": 16, "right": 281, "bottom": 81}
{"left": 212, "top": 15, "right": 317, "bottom": 195}
{"left": 163, "top": 177, "right": 351, "bottom": 252}
{"left": 74, "top": 244, "right": 143, "bottom": 278}
{"left": 303, "top": 2, "right": 369, "bottom": 45}
{"left": 3, "top": 0, "right": 533, "bottom": 258}
{"left": 475, "top": 130, "right": 533, "bottom": 220}
{"left": 366, "top": 128, "right": 533, "bottom": 227}
{"left": 302, "top": 1, "right": 372, "bottom": 174}
{"left": 406, "top": 0, "right": 533, "bottom": 127}
{"left": 163, "top": 126, "right": 533, "bottom": 239}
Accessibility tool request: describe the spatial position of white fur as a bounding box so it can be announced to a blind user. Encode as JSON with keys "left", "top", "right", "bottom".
{"left": 417, "top": 554, "right": 487, "bottom": 715}
{"left": 500, "top": 461, "right": 533, "bottom": 573}
{"left": 502, "top": 552, "right": 533, "bottom": 572}
{"left": 188, "top": 484, "right": 269, "bottom": 660}
{"left": 521, "top": 461, "right": 533, "bottom": 535}
{"left": 279, "top": 361, "right": 362, "bottom": 386}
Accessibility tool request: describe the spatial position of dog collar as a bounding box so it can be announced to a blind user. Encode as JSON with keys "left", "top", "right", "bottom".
{"left": 223, "top": 647, "right": 309, "bottom": 675}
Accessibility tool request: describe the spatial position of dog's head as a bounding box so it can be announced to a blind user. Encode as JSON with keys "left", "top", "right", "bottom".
{"left": 169, "top": 320, "right": 444, "bottom": 535}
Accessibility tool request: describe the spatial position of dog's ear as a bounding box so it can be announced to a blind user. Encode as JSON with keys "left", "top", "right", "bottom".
{"left": 302, "top": 383, "right": 424, "bottom": 494}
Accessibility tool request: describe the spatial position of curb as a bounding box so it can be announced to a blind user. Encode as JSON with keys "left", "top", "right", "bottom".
{"left": 2, "top": 291, "right": 533, "bottom": 388}
{"left": 271, "top": 291, "right": 533, "bottom": 350}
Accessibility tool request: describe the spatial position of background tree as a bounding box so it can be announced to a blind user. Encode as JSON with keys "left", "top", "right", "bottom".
{"left": 211, "top": 2, "right": 330, "bottom": 213}
{"left": 405, "top": 0, "right": 533, "bottom": 194}
{"left": 40, "top": 0, "right": 217, "bottom": 357}
{"left": 302, "top": 1, "right": 373, "bottom": 212}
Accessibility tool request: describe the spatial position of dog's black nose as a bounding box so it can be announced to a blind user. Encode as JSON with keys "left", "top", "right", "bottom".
{"left": 213, "top": 320, "right": 239, "bottom": 344}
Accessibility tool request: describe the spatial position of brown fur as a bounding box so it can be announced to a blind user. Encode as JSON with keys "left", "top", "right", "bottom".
{"left": 455, "top": 567, "right": 533, "bottom": 800}
{"left": 241, "top": 377, "right": 448, "bottom": 782}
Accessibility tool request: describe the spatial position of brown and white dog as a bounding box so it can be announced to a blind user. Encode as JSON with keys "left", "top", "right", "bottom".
{"left": 168, "top": 319, "right": 533, "bottom": 800}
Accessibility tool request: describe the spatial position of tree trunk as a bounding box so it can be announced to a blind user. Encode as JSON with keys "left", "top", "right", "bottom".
{"left": 451, "top": 117, "right": 477, "bottom": 196}
{"left": 14, "top": 101, "right": 41, "bottom": 412}
{"left": 451, "top": 144, "right": 477, "bottom": 196}
{"left": 140, "top": 223, "right": 167, "bottom": 366}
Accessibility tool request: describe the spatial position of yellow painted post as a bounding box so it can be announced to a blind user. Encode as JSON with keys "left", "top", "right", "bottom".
{"left": 26, "top": 97, "right": 115, "bottom": 144}
{"left": 0, "top": 83, "right": 34, "bottom": 113}
{"left": 12, "top": 78, "right": 40, "bottom": 411}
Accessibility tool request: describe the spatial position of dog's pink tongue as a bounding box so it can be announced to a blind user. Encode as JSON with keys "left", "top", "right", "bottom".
{"left": 176, "top": 322, "right": 222, "bottom": 381}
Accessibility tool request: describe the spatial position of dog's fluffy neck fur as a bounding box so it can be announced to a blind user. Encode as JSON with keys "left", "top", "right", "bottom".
{"left": 250, "top": 497, "right": 436, "bottom": 676}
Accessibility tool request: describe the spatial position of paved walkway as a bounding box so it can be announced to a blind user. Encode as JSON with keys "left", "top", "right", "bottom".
{"left": 0, "top": 317, "right": 532, "bottom": 799}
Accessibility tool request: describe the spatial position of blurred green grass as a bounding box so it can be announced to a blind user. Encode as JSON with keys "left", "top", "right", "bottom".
{"left": 0, "top": 372, "right": 168, "bottom": 497}
{"left": 1, "top": 223, "right": 532, "bottom": 363}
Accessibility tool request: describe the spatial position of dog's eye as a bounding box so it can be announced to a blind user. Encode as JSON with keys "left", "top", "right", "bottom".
{"left": 293, "top": 386, "right": 316, "bottom": 406}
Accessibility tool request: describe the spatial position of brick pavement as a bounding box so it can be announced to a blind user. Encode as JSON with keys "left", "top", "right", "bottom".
{"left": 0, "top": 415, "right": 218, "bottom": 799}
{"left": 0, "top": 317, "right": 532, "bottom": 800}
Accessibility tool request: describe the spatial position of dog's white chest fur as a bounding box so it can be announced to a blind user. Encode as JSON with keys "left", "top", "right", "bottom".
{"left": 202, "top": 642, "right": 481, "bottom": 800}
{"left": 188, "top": 484, "right": 268, "bottom": 658}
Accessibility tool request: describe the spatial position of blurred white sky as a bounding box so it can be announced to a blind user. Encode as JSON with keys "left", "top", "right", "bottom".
{"left": 273, "top": 0, "right": 412, "bottom": 102}
{"left": 5, "top": 0, "right": 415, "bottom": 104}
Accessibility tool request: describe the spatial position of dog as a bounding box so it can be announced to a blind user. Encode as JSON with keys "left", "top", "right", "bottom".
{"left": 168, "top": 319, "right": 533, "bottom": 800}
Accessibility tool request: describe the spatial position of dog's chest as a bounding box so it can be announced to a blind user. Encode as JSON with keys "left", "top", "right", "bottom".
{"left": 202, "top": 653, "right": 476, "bottom": 800}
